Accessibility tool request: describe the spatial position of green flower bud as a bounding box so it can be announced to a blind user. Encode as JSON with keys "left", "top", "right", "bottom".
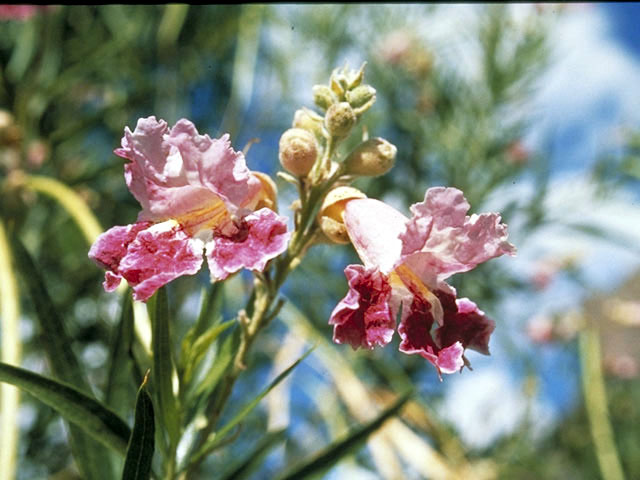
{"left": 346, "top": 85, "right": 376, "bottom": 110}
{"left": 344, "top": 137, "right": 396, "bottom": 177}
{"left": 324, "top": 102, "right": 356, "bottom": 139}
{"left": 312, "top": 85, "right": 336, "bottom": 111}
{"left": 279, "top": 128, "right": 318, "bottom": 177}
{"left": 292, "top": 108, "right": 324, "bottom": 138}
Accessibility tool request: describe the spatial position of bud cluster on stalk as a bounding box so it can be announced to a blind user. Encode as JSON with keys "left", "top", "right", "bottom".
{"left": 276, "top": 63, "right": 398, "bottom": 246}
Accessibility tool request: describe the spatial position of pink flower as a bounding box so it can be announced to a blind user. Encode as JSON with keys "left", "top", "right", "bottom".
{"left": 0, "top": 5, "right": 48, "bottom": 21}
{"left": 329, "top": 187, "right": 515, "bottom": 377}
{"left": 89, "top": 117, "right": 290, "bottom": 301}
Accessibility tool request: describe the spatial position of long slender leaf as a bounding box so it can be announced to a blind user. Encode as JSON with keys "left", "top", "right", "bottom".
{"left": 276, "top": 391, "right": 413, "bottom": 480}
{"left": 11, "top": 233, "right": 116, "bottom": 478}
{"left": 0, "top": 362, "right": 131, "bottom": 454}
{"left": 192, "top": 347, "right": 315, "bottom": 464}
{"left": 0, "top": 220, "right": 21, "bottom": 480}
{"left": 122, "top": 374, "right": 155, "bottom": 480}
{"left": 182, "top": 319, "right": 235, "bottom": 387}
{"left": 219, "top": 429, "right": 286, "bottom": 480}
{"left": 151, "top": 288, "right": 180, "bottom": 444}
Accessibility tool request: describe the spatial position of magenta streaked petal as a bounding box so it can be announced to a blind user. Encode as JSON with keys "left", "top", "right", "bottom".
{"left": 206, "top": 208, "right": 289, "bottom": 281}
{"left": 343, "top": 198, "right": 406, "bottom": 274}
{"left": 400, "top": 187, "right": 516, "bottom": 281}
{"left": 398, "top": 291, "right": 438, "bottom": 356}
{"left": 435, "top": 292, "right": 495, "bottom": 355}
{"left": 89, "top": 221, "right": 152, "bottom": 273}
{"left": 103, "top": 271, "right": 123, "bottom": 292}
{"left": 117, "top": 221, "right": 204, "bottom": 301}
{"left": 329, "top": 265, "right": 396, "bottom": 349}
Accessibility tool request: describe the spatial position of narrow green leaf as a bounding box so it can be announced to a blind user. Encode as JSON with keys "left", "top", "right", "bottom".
{"left": 182, "top": 319, "right": 235, "bottom": 387}
{"left": 122, "top": 374, "right": 155, "bottom": 480}
{"left": 193, "top": 347, "right": 315, "bottom": 464}
{"left": 193, "top": 325, "right": 240, "bottom": 400}
{"left": 219, "top": 429, "right": 286, "bottom": 480}
{"left": 0, "top": 362, "right": 131, "bottom": 454}
{"left": 277, "top": 391, "right": 413, "bottom": 480}
{"left": 11, "top": 233, "right": 116, "bottom": 478}
{"left": 105, "top": 292, "right": 135, "bottom": 416}
{"left": 151, "top": 288, "right": 180, "bottom": 444}
{"left": 180, "top": 284, "right": 224, "bottom": 371}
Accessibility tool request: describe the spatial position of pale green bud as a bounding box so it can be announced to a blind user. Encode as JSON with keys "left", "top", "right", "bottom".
{"left": 346, "top": 85, "right": 376, "bottom": 110}
{"left": 279, "top": 128, "right": 318, "bottom": 177}
{"left": 344, "top": 138, "right": 396, "bottom": 177}
{"left": 312, "top": 85, "right": 337, "bottom": 111}
{"left": 324, "top": 102, "right": 356, "bottom": 139}
{"left": 292, "top": 108, "right": 324, "bottom": 138}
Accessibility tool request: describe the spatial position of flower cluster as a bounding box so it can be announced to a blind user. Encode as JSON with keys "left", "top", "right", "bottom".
{"left": 329, "top": 188, "right": 515, "bottom": 377}
{"left": 89, "top": 117, "right": 290, "bottom": 301}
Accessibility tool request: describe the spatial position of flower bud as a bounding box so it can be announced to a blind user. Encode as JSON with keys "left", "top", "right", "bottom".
{"left": 292, "top": 108, "right": 324, "bottom": 138}
{"left": 250, "top": 171, "right": 278, "bottom": 211}
{"left": 317, "top": 186, "right": 366, "bottom": 244}
{"left": 344, "top": 138, "right": 396, "bottom": 177}
{"left": 346, "top": 85, "right": 376, "bottom": 110}
{"left": 279, "top": 128, "right": 318, "bottom": 177}
{"left": 324, "top": 102, "right": 356, "bottom": 139}
{"left": 312, "top": 85, "right": 336, "bottom": 111}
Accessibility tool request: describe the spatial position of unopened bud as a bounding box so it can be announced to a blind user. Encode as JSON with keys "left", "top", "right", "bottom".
{"left": 279, "top": 128, "right": 318, "bottom": 177}
{"left": 324, "top": 102, "right": 356, "bottom": 139}
{"left": 312, "top": 85, "right": 336, "bottom": 111}
{"left": 317, "top": 186, "right": 366, "bottom": 244}
{"left": 344, "top": 138, "right": 396, "bottom": 177}
{"left": 250, "top": 171, "right": 278, "bottom": 211}
{"left": 346, "top": 85, "right": 376, "bottom": 110}
{"left": 292, "top": 108, "right": 324, "bottom": 138}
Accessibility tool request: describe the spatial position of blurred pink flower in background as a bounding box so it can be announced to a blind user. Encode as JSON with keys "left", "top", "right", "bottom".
{"left": 89, "top": 117, "right": 290, "bottom": 301}
{"left": 0, "top": 5, "right": 48, "bottom": 21}
{"left": 329, "top": 187, "right": 515, "bottom": 377}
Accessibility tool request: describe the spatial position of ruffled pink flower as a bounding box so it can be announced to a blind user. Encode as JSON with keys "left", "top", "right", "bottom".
{"left": 0, "top": 5, "right": 47, "bottom": 21}
{"left": 328, "top": 187, "right": 515, "bottom": 377}
{"left": 89, "top": 117, "right": 290, "bottom": 301}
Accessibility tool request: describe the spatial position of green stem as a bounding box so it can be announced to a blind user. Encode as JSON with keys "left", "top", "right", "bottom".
{"left": 579, "top": 326, "right": 625, "bottom": 480}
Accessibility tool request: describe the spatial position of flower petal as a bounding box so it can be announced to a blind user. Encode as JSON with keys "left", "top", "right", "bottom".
{"left": 400, "top": 187, "right": 516, "bottom": 281}
{"left": 164, "top": 120, "right": 261, "bottom": 214}
{"left": 89, "top": 221, "right": 153, "bottom": 291}
{"left": 206, "top": 208, "right": 290, "bottom": 281}
{"left": 117, "top": 117, "right": 260, "bottom": 222}
{"left": 89, "top": 220, "right": 204, "bottom": 302}
{"left": 329, "top": 265, "right": 396, "bottom": 349}
{"left": 434, "top": 292, "right": 495, "bottom": 355}
{"left": 344, "top": 198, "right": 406, "bottom": 274}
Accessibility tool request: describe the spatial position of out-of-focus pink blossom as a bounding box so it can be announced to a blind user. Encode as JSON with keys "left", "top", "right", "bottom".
{"left": 0, "top": 5, "right": 47, "bottom": 21}
{"left": 329, "top": 188, "right": 515, "bottom": 378}
{"left": 89, "top": 117, "right": 290, "bottom": 301}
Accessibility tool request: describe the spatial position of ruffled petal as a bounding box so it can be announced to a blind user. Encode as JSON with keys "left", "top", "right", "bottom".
{"left": 164, "top": 120, "right": 261, "bottom": 214}
{"left": 343, "top": 198, "right": 406, "bottom": 274}
{"left": 329, "top": 265, "right": 396, "bottom": 349}
{"left": 400, "top": 187, "right": 516, "bottom": 281}
{"left": 116, "top": 117, "right": 259, "bottom": 223}
{"left": 118, "top": 221, "right": 204, "bottom": 301}
{"left": 206, "top": 208, "right": 290, "bottom": 281}
{"left": 89, "top": 221, "right": 153, "bottom": 291}
{"left": 397, "top": 288, "right": 465, "bottom": 375}
{"left": 88, "top": 220, "right": 204, "bottom": 301}
{"left": 434, "top": 291, "right": 495, "bottom": 355}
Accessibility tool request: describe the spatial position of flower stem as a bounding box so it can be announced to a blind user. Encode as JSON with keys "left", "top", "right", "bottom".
{"left": 578, "top": 326, "right": 625, "bottom": 480}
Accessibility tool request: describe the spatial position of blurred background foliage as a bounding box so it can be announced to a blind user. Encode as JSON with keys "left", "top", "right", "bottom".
{"left": 1, "top": 4, "right": 639, "bottom": 479}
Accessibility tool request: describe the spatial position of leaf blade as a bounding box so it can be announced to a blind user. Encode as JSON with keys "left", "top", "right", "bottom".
{"left": 122, "top": 374, "right": 155, "bottom": 480}
{"left": 0, "top": 362, "right": 131, "bottom": 454}
{"left": 277, "top": 391, "right": 413, "bottom": 480}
